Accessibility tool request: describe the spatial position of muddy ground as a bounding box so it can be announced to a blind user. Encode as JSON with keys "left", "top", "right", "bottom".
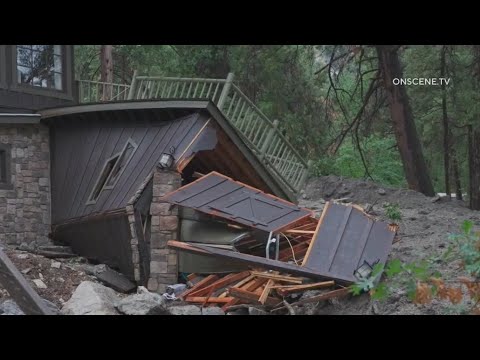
{"left": 298, "top": 175, "right": 480, "bottom": 315}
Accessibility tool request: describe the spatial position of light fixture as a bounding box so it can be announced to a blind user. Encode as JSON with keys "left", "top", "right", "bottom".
{"left": 353, "top": 260, "right": 374, "bottom": 281}
{"left": 158, "top": 146, "right": 175, "bottom": 169}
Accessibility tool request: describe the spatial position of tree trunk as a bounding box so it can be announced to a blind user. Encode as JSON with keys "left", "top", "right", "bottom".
{"left": 451, "top": 145, "right": 463, "bottom": 200}
{"left": 470, "top": 126, "right": 480, "bottom": 209}
{"left": 100, "top": 45, "right": 113, "bottom": 100}
{"left": 440, "top": 46, "right": 451, "bottom": 199}
{"left": 376, "top": 45, "right": 435, "bottom": 196}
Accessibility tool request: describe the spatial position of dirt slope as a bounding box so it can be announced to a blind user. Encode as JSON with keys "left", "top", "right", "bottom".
{"left": 298, "top": 176, "right": 480, "bottom": 315}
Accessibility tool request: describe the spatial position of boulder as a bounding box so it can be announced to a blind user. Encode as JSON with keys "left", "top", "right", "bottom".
{"left": 0, "top": 299, "right": 25, "bottom": 315}
{"left": 115, "top": 292, "right": 167, "bottom": 315}
{"left": 201, "top": 307, "right": 225, "bottom": 315}
{"left": 167, "top": 305, "right": 201, "bottom": 315}
{"left": 61, "top": 281, "right": 120, "bottom": 315}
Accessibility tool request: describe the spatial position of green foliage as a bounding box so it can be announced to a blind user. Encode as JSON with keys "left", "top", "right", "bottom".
{"left": 449, "top": 220, "right": 480, "bottom": 277}
{"left": 312, "top": 135, "right": 406, "bottom": 187}
{"left": 383, "top": 203, "right": 402, "bottom": 223}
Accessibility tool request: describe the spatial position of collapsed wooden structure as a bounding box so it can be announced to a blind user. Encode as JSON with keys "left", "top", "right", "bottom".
{"left": 161, "top": 172, "right": 396, "bottom": 311}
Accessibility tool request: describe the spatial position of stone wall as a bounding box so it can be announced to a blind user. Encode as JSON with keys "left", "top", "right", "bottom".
{"left": 147, "top": 168, "right": 181, "bottom": 293}
{"left": 0, "top": 124, "right": 51, "bottom": 246}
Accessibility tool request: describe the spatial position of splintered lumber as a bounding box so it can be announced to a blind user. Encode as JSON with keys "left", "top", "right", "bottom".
{"left": 222, "top": 277, "right": 270, "bottom": 311}
{"left": 228, "top": 287, "right": 282, "bottom": 307}
{"left": 187, "top": 271, "right": 251, "bottom": 297}
{"left": 250, "top": 271, "right": 304, "bottom": 284}
{"left": 179, "top": 275, "right": 219, "bottom": 299}
{"left": 284, "top": 230, "right": 315, "bottom": 234}
{"left": 185, "top": 297, "right": 235, "bottom": 304}
{"left": 259, "top": 280, "right": 274, "bottom": 305}
{"left": 167, "top": 240, "right": 353, "bottom": 285}
{"left": 273, "top": 281, "right": 335, "bottom": 296}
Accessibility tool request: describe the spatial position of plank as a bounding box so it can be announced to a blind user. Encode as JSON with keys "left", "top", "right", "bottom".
{"left": 185, "top": 297, "right": 234, "bottom": 304}
{"left": 168, "top": 240, "right": 353, "bottom": 285}
{"left": 187, "top": 271, "right": 250, "bottom": 297}
{"left": 274, "top": 281, "right": 335, "bottom": 296}
{"left": 228, "top": 287, "right": 282, "bottom": 307}
{"left": 179, "top": 274, "right": 219, "bottom": 299}
{"left": 259, "top": 280, "right": 274, "bottom": 305}
{"left": 284, "top": 230, "right": 315, "bottom": 234}
{"left": 250, "top": 271, "right": 304, "bottom": 284}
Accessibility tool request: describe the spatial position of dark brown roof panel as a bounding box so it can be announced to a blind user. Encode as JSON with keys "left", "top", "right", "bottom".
{"left": 302, "top": 202, "right": 395, "bottom": 283}
{"left": 161, "top": 172, "right": 313, "bottom": 232}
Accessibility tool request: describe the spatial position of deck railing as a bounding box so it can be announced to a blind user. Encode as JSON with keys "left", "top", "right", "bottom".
{"left": 77, "top": 80, "right": 131, "bottom": 103}
{"left": 78, "top": 73, "right": 311, "bottom": 195}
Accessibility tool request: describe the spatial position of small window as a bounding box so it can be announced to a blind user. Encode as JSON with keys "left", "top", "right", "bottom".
{"left": 16, "top": 45, "right": 63, "bottom": 91}
{"left": 0, "top": 144, "right": 12, "bottom": 189}
{"left": 86, "top": 139, "right": 137, "bottom": 205}
{"left": 104, "top": 140, "right": 137, "bottom": 189}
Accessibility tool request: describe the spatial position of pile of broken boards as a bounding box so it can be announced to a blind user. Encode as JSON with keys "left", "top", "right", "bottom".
{"left": 164, "top": 172, "right": 397, "bottom": 314}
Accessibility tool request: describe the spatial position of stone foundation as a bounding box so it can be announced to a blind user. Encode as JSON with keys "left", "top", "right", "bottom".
{"left": 147, "top": 168, "right": 181, "bottom": 293}
{"left": 0, "top": 124, "right": 51, "bottom": 246}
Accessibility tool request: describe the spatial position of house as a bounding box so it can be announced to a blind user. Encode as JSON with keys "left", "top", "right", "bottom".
{"left": 0, "top": 45, "right": 310, "bottom": 292}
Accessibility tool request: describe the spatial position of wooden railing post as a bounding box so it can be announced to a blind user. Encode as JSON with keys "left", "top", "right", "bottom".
{"left": 127, "top": 70, "right": 139, "bottom": 100}
{"left": 297, "top": 159, "right": 313, "bottom": 192}
{"left": 216, "top": 72, "right": 234, "bottom": 110}
{"left": 260, "top": 119, "right": 279, "bottom": 161}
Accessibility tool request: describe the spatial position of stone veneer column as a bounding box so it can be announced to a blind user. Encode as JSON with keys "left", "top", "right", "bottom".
{"left": 0, "top": 125, "right": 51, "bottom": 247}
{"left": 147, "top": 168, "right": 182, "bottom": 293}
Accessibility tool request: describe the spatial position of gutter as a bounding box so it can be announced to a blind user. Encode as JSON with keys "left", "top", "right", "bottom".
{"left": 0, "top": 113, "right": 41, "bottom": 124}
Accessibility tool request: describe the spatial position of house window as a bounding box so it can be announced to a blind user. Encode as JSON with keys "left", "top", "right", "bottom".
{"left": 86, "top": 139, "right": 137, "bottom": 204}
{"left": 0, "top": 144, "right": 11, "bottom": 189}
{"left": 104, "top": 140, "right": 137, "bottom": 188}
{"left": 16, "top": 45, "right": 63, "bottom": 90}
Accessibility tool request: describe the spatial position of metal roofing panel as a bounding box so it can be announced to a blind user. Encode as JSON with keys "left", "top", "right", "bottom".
{"left": 303, "top": 202, "right": 395, "bottom": 283}
{"left": 161, "top": 172, "right": 313, "bottom": 232}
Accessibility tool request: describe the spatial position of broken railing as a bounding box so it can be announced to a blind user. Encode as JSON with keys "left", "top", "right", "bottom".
{"left": 78, "top": 73, "right": 311, "bottom": 195}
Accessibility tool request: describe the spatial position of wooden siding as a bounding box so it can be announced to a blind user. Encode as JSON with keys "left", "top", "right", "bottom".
{"left": 50, "top": 111, "right": 207, "bottom": 223}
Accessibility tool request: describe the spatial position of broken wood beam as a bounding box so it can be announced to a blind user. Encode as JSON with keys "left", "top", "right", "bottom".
{"left": 228, "top": 287, "right": 282, "bottom": 307}
{"left": 185, "top": 297, "right": 235, "bottom": 304}
{"left": 250, "top": 271, "right": 304, "bottom": 284}
{"left": 187, "top": 271, "right": 251, "bottom": 297}
{"left": 259, "top": 279, "right": 274, "bottom": 305}
{"left": 179, "top": 274, "right": 219, "bottom": 299}
{"left": 284, "top": 230, "right": 315, "bottom": 234}
{"left": 167, "top": 241, "right": 353, "bottom": 285}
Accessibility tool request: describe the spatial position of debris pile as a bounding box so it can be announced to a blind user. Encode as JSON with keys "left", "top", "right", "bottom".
{"left": 160, "top": 172, "right": 396, "bottom": 314}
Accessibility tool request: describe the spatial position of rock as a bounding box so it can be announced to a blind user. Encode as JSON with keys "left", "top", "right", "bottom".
{"left": 51, "top": 261, "right": 61, "bottom": 269}
{"left": 21, "top": 267, "right": 32, "bottom": 275}
{"left": 377, "top": 188, "right": 386, "bottom": 195}
{"left": 167, "top": 305, "right": 201, "bottom": 315}
{"left": 39, "top": 273, "right": 44, "bottom": 280}
{"left": 42, "top": 298, "right": 61, "bottom": 315}
{"left": 16, "top": 253, "right": 29, "bottom": 260}
{"left": 115, "top": 292, "right": 167, "bottom": 315}
{"left": 418, "top": 209, "right": 430, "bottom": 215}
{"left": 201, "top": 307, "right": 225, "bottom": 315}
{"left": 0, "top": 299, "right": 25, "bottom": 315}
{"left": 33, "top": 279, "right": 47, "bottom": 289}
{"left": 302, "top": 193, "right": 308, "bottom": 200}
{"left": 431, "top": 195, "right": 441, "bottom": 203}
{"left": 94, "top": 265, "right": 136, "bottom": 293}
{"left": 227, "top": 308, "right": 248, "bottom": 315}
{"left": 248, "top": 307, "right": 269, "bottom": 315}
{"left": 61, "top": 281, "right": 120, "bottom": 315}
{"left": 319, "top": 198, "right": 326, "bottom": 204}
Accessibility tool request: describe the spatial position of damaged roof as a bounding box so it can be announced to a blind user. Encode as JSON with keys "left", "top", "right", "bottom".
{"left": 302, "top": 202, "right": 396, "bottom": 282}
{"left": 161, "top": 172, "right": 313, "bottom": 233}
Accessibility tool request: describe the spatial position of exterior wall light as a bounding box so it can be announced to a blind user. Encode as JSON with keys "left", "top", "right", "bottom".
{"left": 353, "top": 260, "right": 374, "bottom": 281}
{"left": 159, "top": 146, "right": 175, "bottom": 169}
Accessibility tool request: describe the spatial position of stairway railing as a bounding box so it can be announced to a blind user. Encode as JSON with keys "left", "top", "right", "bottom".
{"left": 78, "top": 72, "right": 311, "bottom": 195}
